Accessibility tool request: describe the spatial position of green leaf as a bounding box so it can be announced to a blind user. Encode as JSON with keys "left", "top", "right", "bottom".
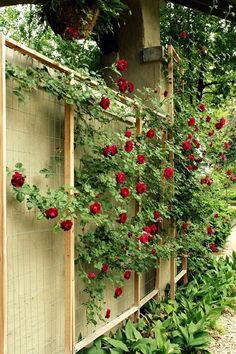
{"left": 125, "top": 320, "right": 142, "bottom": 341}
{"left": 103, "top": 338, "right": 129, "bottom": 352}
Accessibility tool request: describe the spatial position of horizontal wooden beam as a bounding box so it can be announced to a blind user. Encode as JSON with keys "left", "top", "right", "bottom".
{"left": 139, "top": 289, "right": 159, "bottom": 307}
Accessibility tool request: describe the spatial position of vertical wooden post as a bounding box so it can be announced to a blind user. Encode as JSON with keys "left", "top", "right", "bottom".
{"left": 167, "top": 45, "right": 176, "bottom": 300}
{"left": 0, "top": 35, "right": 7, "bottom": 354}
{"left": 133, "top": 117, "right": 142, "bottom": 319}
{"left": 182, "top": 255, "right": 188, "bottom": 285}
{"left": 64, "top": 103, "right": 75, "bottom": 354}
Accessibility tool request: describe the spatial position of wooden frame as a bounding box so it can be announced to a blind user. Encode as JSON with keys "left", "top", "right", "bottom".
{"left": 0, "top": 34, "right": 7, "bottom": 354}
{"left": 1, "top": 36, "right": 186, "bottom": 354}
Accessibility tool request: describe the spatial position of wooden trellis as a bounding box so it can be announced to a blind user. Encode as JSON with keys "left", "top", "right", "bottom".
{"left": 0, "top": 36, "right": 187, "bottom": 354}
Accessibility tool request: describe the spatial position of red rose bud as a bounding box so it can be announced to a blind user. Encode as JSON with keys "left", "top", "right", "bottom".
{"left": 208, "top": 130, "right": 215, "bottom": 137}
{"left": 99, "top": 97, "right": 110, "bottom": 110}
{"left": 197, "top": 157, "right": 203, "bottom": 163}
{"left": 136, "top": 182, "right": 147, "bottom": 194}
{"left": 187, "top": 133, "right": 192, "bottom": 140}
{"left": 193, "top": 165, "right": 198, "bottom": 171}
{"left": 221, "top": 153, "right": 226, "bottom": 161}
{"left": 206, "top": 116, "right": 211, "bottom": 122}
{"left": 188, "top": 117, "right": 196, "bottom": 127}
{"left": 182, "top": 221, "right": 189, "bottom": 230}
{"left": 124, "top": 270, "right": 132, "bottom": 280}
{"left": 11, "top": 171, "right": 25, "bottom": 188}
{"left": 163, "top": 90, "right": 168, "bottom": 97}
{"left": 210, "top": 243, "right": 217, "bottom": 252}
{"left": 181, "top": 31, "right": 187, "bottom": 39}
{"left": 220, "top": 117, "right": 226, "bottom": 125}
{"left": 182, "top": 140, "right": 191, "bottom": 151}
{"left": 137, "top": 154, "right": 145, "bottom": 164}
{"left": 224, "top": 141, "right": 230, "bottom": 150}
{"left": 146, "top": 128, "right": 156, "bottom": 139}
{"left": 127, "top": 82, "right": 135, "bottom": 93}
{"left": 214, "top": 213, "right": 219, "bottom": 218}
{"left": 189, "top": 154, "right": 195, "bottom": 161}
{"left": 151, "top": 248, "right": 157, "bottom": 255}
{"left": 194, "top": 127, "right": 199, "bottom": 132}
{"left": 153, "top": 211, "right": 161, "bottom": 220}
{"left": 143, "top": 226, "right": 151, "bottom": 233}
{"left": 207, "top": 226, "right": 214, "bottom": 235}
{"left": 120, "top": 187, "right": 130, "bottom": 198}
{"left": 116, "top": 59, "right": 128, "bottom": 72}
{"left": 114, "top": 287, "right": 123, "bottom": 298}
{"left": 89, "top": 202, "right": 101, "bottom": 215}
{"left": 116, "top": 171, "right": 126, "bottom": 184}
{"left": 125, "top": 140, "right": 134, "bottom": 152}
{"left": 119, "top": 212, "right": 127, "bottom": 224}
{"left": 226, "top": 169, "right": 232, "bottom": 176}
{"left": 150, "top": 224, "right": 158, "bottom": 234}
{"left": 88, "top": 272, "right": 95, "bottom": 280}
{"left": 60, "top": 219, "right": 73, "bottom": 231}
{"left": 125, "top": 130, "right": 132, "bottom": 138}
{"left": 45, "top": 207, "right": 58, "bottom": 219}
{"left": 139, "top": 233, "right": 149, "bottom": 243}
{"left": 164, "top": 167, "right": 174, "bottom": 180}
{"left": 101, "top": 264, "right": 109, "bottom": 273}
{"left": 105, "top": 308, "right": 111, "bottom": 319}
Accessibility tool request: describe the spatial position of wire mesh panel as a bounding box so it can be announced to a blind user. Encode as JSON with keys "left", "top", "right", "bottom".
{"left": 6, "top": 48, "right": 65, "bottom": 354}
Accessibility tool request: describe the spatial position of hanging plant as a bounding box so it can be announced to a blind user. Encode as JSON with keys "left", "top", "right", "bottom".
{"left": 39, "top": 0, "right": 128, "bottom": 40}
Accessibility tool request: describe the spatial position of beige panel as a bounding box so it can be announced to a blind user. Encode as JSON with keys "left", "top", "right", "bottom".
{"left": 6, "top": 49, "right": 65, "bottom": 354}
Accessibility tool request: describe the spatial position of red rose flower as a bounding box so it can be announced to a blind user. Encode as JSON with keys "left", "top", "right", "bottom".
{"left": 120, "top": 187, "right": 130, "bottom": 198}
{"left": 116, "top": 59, "right": 128, "bottom": 72}
{"left": 146, "top": 128, "right": 156, "bottom": 139}
{"left": 207, "top": 226, "right": 214, "bottom": 235}
{"left": 11, "top": 171, "right": 25, "bottom": 188}
{"left": 124, "top": 270, "right": 132, "bottom": 280}
{"left": 214, "top": 213, "right": 219, "bottom": 219}
{"left": 143, "top": 226, "right": 151, "bottom": 233}
{"left": 116, "top": 172, "right": 126, "bottom": 184}
{"left": 125, "top": 140, "right": 134, "bottom": 152}
{"left": 105, "top": 308, "right": 111, "bottom": 319}
{"left": 151, "top": 248, "right": 157, "bottom": 255}
{"left": 182, "top": 221, "right": 189, "bottom": 230}
{"left": 187, "top": 133, "right": 192, "bottom": 140}
{"left": 136, "top": 182, "right": 147, "bottom": 194}
{"left": 181, "top": 31, "right": 187, "bottom": 39}
{"left": 221, "top": 153, "right": 226, "bottom": 161}
{"left": 153, "top": 211, "right": 161, "bottom": 220}
{"left": 88, "top": 272, "right": 95, "bottom": 280}
{"left": 139, "top": 233, "right": 149, "bottom": 243}
{"left": 101, "top": 264, "right": 109, "bottom": 273}
{"left": 66, "top": 27, "right": 79, "bottom": 38}
{"left": 137, "top": 154, "right": 145, "bottom": 164}
{"left": 118, "top": 78, "right": 127, "bottom": 93}
{"left": 99, "top": 97, "right": 110, "bottom": 110}
{"left": 206, "top": 116, "right": 211, "bottom": 122}
{"left": 60, "top": 219, "right": 73, "bottom": 231}
{"left": 194, "top": 127, "right": 199, "bottom": 132}
{"left": 164, "top": 90, "right": 168, "bottom": 97}
{"left": 119, "top": 213, "right": 127, "bottom": 224}
{"left": 199, "top": 103, "right": 206, "bottom": 112}
{"left": 114, "top": 287, "right": 123, "bottom": 298}
{"left": 215, "top": 118, "right": 226, "bottom": 130}
{"left": 224, "top": 141, "right": 230, "bottom": 150}
{"left": 89, "top": 202, "right": 101, "bottom": 215}
{"left": 188, "top": 117, "right": 196, "bottom": 127}
{"left": 226, "top": 169, "right": 232, "bottom": 176}
{"left": 189, "top": 154, "right": 195, "bottom": 161}
{"left": 45, "top": 207, "right": 58, "bottom": 219}
{"left": 127, "top": 82, "right": 135, "bottom": 93}
{"left": 125, "top": 130, "right": 132, "bottom": 138}
{"left": 210, "top": 243, "right": 217, "bottom": 252}
{"left": 164, "top": 167, "right": 174, "bottom": 180}
{"left": 182, "top": 140, "right": 191, "bottom": 151}
{"left": 103, "top": 144, "right": 118, "bottom": 156}
{"left": 150, "top": 224, "right": 157, "bottom": 234}
{"left": 205, "top": 175, "right": 213, "bottom": 186}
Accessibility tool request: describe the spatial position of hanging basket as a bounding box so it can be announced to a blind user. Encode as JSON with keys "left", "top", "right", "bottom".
{"left": 45, "top": 1, "right": 100, "bottom": 40}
